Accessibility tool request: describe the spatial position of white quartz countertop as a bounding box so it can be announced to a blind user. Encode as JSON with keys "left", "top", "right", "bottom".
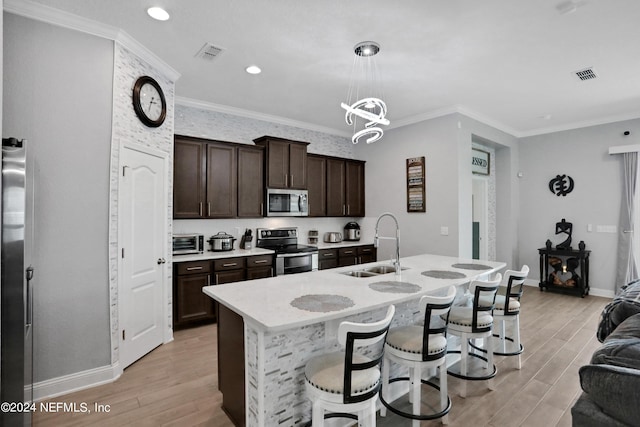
{"left": 203, "top": 253, "right": 505, "bottom": 332}
{"left": 172, "top": 247, "right": 274, "bottom": 263}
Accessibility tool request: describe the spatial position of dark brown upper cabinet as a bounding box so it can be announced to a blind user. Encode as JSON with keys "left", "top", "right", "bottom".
{"left": 345, "top": 160, "right": 365, "bottom": 217}
{"left": 237, "top": 145, "right": 264, "bottom": 218}
{"left": 307, "top": 154, "right": 327, "bottom": 217}
{"left": 307, "top": 152, "right": 366, "bottom": 218}
{"left": 326, "top": 158, "right": 346, "bottom": 216}
{"left": 253, "top": 136, "right": 308, "bottom": 189}
{"left": 206, "top": 142, "right": 237, "bottom": 218}
{"left": 173, "top": 135, "right": 264, "bottom": 219}
{"left": 174, "top": 138, "right": 207, "bottom": 218}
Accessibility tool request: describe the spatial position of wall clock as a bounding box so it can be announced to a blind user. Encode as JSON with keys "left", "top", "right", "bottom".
{"left": 132, "top": 76, "right": 166, "bottom": 127}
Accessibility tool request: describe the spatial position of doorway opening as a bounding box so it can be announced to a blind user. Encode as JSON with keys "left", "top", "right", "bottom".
{"left": 472, "top": 177, "right": 489, "bottom": 260}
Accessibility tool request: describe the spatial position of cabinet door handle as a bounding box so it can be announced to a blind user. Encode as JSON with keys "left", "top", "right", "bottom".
{"left": 270, "top": 267, "right": 274, "bottom": 277}
{"left": 347, "top": 205, "right": 350, "bottom": 215}
{"left": 261, "top": 203, "right": 264, "bottom": 216}
{"left": 254, "top": 260, "right": 269, "bottom": 264}
{"left": 207, "top": 274, "right": 211, "bottom": 286}
{"left": 343, "top": 205, "right": 346, "bottom": 215}
{"left": 207, "top": 202, "right": 211, "bottom": 217}
{"left": 323, "top": 253, "right": 333, "bottom": 257}
{"left": 199, "top": 202, "right": 203, "bottom": 217}
{"left": 186, "top": 266, "right": 203, "bottom": 271}
{"left": 223, "top": 262, "right": 237, "bottom": 267}
{"left": 285, "top": 173, "right": 288, "bottom": 187}
{"left": 215, "top": 274, "right": 219, "bottom": 285}
{"left": 290, "top": 174, "right": 293, "bottom": 187}
{"left": 344, "top": 250, "right": 354, "bottom": 254}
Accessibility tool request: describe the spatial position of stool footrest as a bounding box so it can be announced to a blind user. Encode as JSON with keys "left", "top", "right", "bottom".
{"left": 446, "top": 350, "right": 497, "bottom": 380}
{"left": 468, "top": 335, "right": 524, "bottom": 356}
{"left": 379, "top": 377, "right": 451, "bottom": 421}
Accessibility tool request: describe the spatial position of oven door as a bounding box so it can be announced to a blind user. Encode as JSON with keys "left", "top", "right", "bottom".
{"left": 275, "top": 252, "right": 318, "bottom": 275}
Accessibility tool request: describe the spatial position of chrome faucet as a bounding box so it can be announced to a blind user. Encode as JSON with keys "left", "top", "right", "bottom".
{"left": 374, "top": 212, "right": 400, "bottom": 273}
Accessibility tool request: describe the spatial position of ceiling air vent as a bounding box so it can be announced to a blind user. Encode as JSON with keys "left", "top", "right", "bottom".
{"left": 574, "top": 67, "right": 598, "bottom": 81}
{"left": 196, "top": 43, "right": 225, "bottom": 61}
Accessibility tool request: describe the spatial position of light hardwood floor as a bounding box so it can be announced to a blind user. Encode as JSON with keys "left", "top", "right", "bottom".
{"left": 33, "top": 288, "right": 609, "bottom": 427}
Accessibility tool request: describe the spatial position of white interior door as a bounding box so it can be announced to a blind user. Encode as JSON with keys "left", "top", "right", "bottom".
{"left": 119, "top": 143, "right": 167, "bottom": 369}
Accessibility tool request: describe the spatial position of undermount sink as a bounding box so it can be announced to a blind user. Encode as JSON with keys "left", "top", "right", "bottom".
{"left": 341, "top": 265, "right": 409, "bottom": 278}
{"left": 342, "top": 271, "right": 379, "bottom": 278}
{"left": 365, "top": 265, "right": 406, "bottom": 274}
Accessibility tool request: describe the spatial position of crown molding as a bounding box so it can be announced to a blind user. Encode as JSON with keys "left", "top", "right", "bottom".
{"left": 389, "top": 104, "right": 521, "bottom": 138}
{"left": 518, "top": 111, "right": 640, "bottom": 138}
{"left": 176, "top": 96, "right": 352, "bottom": 139}
{"left": 4, "top": 0, "right": 180, "bottom": 81}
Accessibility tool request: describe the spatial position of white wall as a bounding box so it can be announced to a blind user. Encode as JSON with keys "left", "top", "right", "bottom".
{"left": 3, "top": 13, "right": 113, "bottom": 381}
{"left": 518, "top": 119, "right": 640, "bottom": 296}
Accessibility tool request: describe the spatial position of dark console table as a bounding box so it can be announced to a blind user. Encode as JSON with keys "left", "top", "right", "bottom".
{"left": 538, "top": 247, "right": 590, "bottom": 297}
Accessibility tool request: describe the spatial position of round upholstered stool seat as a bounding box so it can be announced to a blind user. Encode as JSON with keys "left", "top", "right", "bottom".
{"left": 305, "top": 352, "right": 380, "bottom": 403}
{"left": 386, "top": 325, "right": 447, "bottom": 358}
{"left": 447, "top": 307, "right": 494, "bottom": 332}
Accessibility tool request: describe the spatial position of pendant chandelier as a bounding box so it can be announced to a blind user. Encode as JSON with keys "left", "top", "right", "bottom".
{"left": 340, "top": 41, "right": 390, "bottom": 144}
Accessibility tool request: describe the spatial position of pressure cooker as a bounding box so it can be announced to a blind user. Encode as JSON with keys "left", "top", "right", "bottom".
{"left": 208, "top": 232, "right": 236, "bottom": 252}
{"left": 344, "top": 222, "right": 361, "bottom": 241}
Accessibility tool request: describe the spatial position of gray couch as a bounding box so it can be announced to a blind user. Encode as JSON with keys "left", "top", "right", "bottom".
{"left": 571, "top": 281, "right": 640, "bottom": 427}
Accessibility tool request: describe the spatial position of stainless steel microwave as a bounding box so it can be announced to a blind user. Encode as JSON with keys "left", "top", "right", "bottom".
{"left": 172, "top": 234, "right": 204, "bottom": 255}
{"left": 265, "top": 188, "right": 309, "bottom": 217}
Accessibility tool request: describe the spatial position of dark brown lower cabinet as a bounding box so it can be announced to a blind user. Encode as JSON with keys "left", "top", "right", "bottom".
{"left": 318, "top": 248, "right": 338, "bottom": 270}
{"left": 173, "top": 261, "right": 215, "bottom": 328}
{"left": 337, "top": 244, "right": 377, "bottom": 267}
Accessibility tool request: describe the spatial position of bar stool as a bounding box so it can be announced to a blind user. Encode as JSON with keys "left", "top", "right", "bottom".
{"left": 380, "top": 285, "right": 457, "bottom": 426}
{"left": 304, "top": 305, "right": 395, "bottom": 427}
{"left": 492, "top": 265, "right": 529, "bottom": 369}
{"left": 446, "top": 274, "right": 501, "bottom": 398}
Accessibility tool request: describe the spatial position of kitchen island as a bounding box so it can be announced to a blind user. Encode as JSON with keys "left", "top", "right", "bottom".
{"left": 203, "top": 253, "right": 505, "bottom": 427}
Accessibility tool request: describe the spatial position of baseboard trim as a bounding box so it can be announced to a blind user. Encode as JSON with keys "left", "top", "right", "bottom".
{"left": 524, "top": 279, "right": 614, "bottom": 299}
{"left": 33, "top": 363, "right": 121, "bottom": 402}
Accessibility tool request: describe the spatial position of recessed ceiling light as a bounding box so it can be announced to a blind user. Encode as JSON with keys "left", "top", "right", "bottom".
{"left": 147, "top": 7, "right": 170, "bottom": 21}
{"left": 245, "top": 65, "right": 262, "bottom": 75}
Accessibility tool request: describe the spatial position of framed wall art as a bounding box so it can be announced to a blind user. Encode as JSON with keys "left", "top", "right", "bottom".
{"left": 472, "top": 148, "right": 490, "bottom": 175}
{"left": 406, "top": 156, "right": 426, "bottom": 212}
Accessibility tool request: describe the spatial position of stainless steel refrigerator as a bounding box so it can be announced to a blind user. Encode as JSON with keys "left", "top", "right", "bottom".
{"left": 1, "top": 137, "right": 33, "bottom": 427}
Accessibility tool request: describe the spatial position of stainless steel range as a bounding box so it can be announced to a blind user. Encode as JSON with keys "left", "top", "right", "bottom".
{"left": 256, "top": 227, "right": 318, "bottom": 275}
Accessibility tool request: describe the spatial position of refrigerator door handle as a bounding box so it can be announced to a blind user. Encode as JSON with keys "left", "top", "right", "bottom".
{"left": 26, "top": 266, "right": 34, "bottom": 327}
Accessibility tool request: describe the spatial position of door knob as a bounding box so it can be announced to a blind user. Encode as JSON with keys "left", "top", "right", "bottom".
{"left": 157, "top": 258, "right": 166, "bottom": 264}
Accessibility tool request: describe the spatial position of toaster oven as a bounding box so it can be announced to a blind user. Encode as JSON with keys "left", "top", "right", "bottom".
{"left": 172, "top": 234, "right": 204, "bottom": 255}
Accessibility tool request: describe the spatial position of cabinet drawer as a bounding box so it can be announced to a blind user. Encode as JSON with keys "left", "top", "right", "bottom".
{"left": 358, "top": 245, "right": 374, "bottom": 255}
{"left": 176, "top": 261, "right": 211, "bottom": 276}
{"left": 339, "top": 247, "right": 357, "bottom": 257}
{"left": 213, "top": 257, "right": 246, "bottom": 271}
{"left": 319, "top": 249, "right": 338, "bottom": 259}
{"left": 246, "top": 254, "right": 274, "bottom": 268}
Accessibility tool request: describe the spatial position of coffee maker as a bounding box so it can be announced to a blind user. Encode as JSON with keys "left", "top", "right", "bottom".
{"left": 343, "top": 222, "right": 361, "bottom": 241}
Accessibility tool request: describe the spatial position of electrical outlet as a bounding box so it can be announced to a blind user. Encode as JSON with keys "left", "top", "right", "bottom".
{"left": 440, "top": 226, "right": 449, "bottom": 236}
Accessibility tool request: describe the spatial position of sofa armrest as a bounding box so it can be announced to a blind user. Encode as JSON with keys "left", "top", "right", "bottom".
{"left": 579, "top": 364, "right": 640, "bottom": 426}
